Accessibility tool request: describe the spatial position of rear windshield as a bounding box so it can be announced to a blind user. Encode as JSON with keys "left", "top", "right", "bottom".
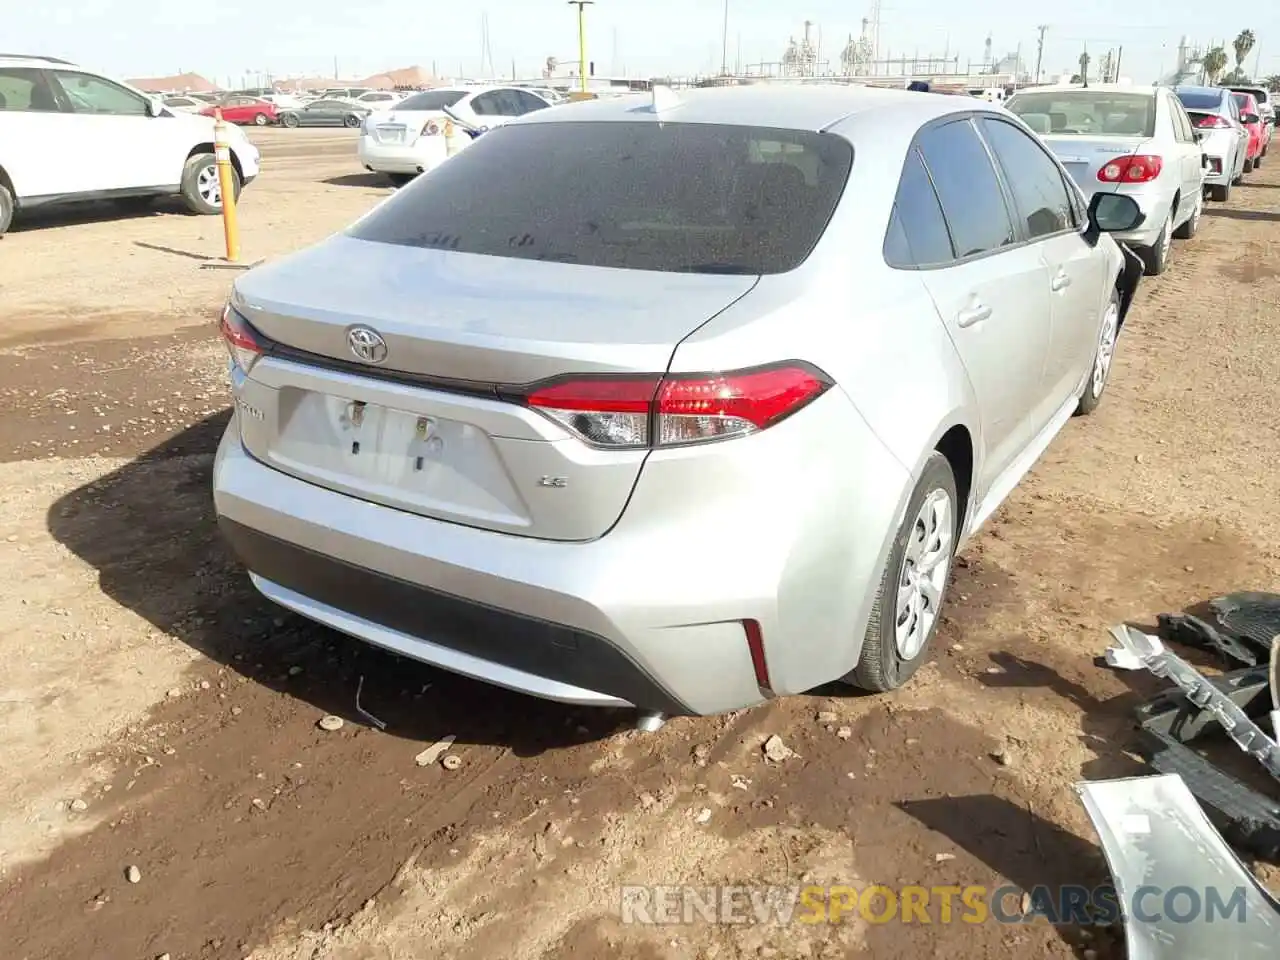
{"left": 1006, "top": 91, "right": 1156, "bottom": 137}
{"left": 396, "top": 90, "right": 467, "bottom": 111}
{"left": 349, "top": 121, "right": 854, "bottom": 274}
{"left": 1176, "top": 90, "right": 1224, "bottom": 111}
{"left": 1230, "top": 86, "right": 1268, "bottom": 103}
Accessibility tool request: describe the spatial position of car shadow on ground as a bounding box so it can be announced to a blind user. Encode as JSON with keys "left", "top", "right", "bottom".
{"left": 323, "top": 173, "right": 396, "bottom": 189}
{"left": 1205, "top": 207, "right": 1280, "bottom": 223}
{"left": 45, "top": 412, "right": 629, "bottom": 756}
{"left": 10, "top": 198, "right": 190, "bottom": 232}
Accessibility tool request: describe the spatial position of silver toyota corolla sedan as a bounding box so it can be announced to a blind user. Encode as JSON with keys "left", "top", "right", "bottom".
{"left": 212, "top": 85, "right": 1145, "bottom": 722}
{"left": 1006, "top": 84, "right": 1205, "bottom": 276}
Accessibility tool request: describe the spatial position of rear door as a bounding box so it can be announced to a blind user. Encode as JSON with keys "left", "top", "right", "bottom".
{"left": 977, "top": 115, "right": 1103, "bottom": 409}
{"left": 1165, "top": 94, "right": 1204, "bottom": 207}
{"left": 910, "top": 118, "right": 1054, "bottom": 491}
{"left": 0, "top": 66, "right": 79, "bottom": 199}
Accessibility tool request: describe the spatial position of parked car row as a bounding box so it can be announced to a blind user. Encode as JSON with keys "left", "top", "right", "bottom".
{"left": 356, "top": 85, "right": 556, "bottom": 183}
{"left": 212, "top": 82, "right": 1150, "bottom": 722}
{"left": 1005, "top": 82, "right": 1275, "bottom": 276}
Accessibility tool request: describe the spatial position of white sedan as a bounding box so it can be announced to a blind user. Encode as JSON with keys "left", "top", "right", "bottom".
{"left": 357, "top": 85, "right": 553, "bottom": 185}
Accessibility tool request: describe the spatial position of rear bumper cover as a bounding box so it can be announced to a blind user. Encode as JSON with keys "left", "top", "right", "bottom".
{"left": 212, "top": 383, "right": 910, "bottom": 715}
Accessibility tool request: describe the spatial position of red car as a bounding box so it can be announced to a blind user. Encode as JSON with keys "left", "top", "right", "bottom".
{"left": 201, "top": 96, "right": 278, "bottom": 127}
{"left": 1231, "top": 91, "right": 1265, "bottom": 171}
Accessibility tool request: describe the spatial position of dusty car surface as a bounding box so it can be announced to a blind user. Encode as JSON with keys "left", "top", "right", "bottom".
{"left": 213, "top": 84, "right": 1144, "bottom": 720}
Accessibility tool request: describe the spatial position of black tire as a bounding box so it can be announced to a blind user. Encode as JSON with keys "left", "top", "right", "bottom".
{"left": 253, "top": 112, "right": 269, "bottom": 126}
{"left": 1172, "top": 192, "right": 1200, "bottom": 240}
{"left": 180, "top": 152, "right": 239, "bottom": 215}
{"left": 0, "top": 181, "right": 14, "bottom": 237}
{"left": 844, "top": 452, "right": 959, "bottom": 693}
{"left": 282, "top": 113, "right": 299, "bottom": 128}
{"left": 1243, "top": 156, "right": 1254, "bottom": 173}
{"left": 386, "top": 173, "right": 416, "bottom": 187}
{"left": 1137, "top": 213, "right": 1172, "bottom": 276}
{"left": 344, "top": 114, "right": 362, "bottom": 128}
{"left": 1254, "top": 151, "right": 1263, "bottom": 168}
{"left": 1076, "top": 290, "right": 1121, "bottom": 417}
{"left": 1210, "top": 180, "right": 1231, "bottom": 202}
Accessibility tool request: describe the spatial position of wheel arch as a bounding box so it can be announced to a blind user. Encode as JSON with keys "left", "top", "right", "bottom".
{"left": 0, "top": 163, "right": 16, "bottom": 204}
{"left": 186, "top": 143, "right": 244, "bottom": 182}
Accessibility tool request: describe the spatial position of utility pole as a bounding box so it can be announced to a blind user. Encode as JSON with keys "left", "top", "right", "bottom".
{"left": 1034, "top": 24, "right": 1048, "bottom": 84}
{"left": 721, "top": 0, "right": 730, "bottom": 76}
{"left": 567, "top": 0, "right": 594, "bottom": 92}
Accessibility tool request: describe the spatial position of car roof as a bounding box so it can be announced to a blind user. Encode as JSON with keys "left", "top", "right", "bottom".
{"left": 512, "top": 83, "right": 999, "bottom": 132}
{"left": 1173, "top": 84, "right": 1229, "bottom": 98}
{"left": 1012, "top": 83, "right": 1156, "bottom": 98}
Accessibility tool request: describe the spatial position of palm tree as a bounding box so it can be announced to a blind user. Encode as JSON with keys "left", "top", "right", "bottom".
{"left": 1266, "top": 74, "right": 1280, "bottom": 93}
{"left": 1233, "top": 29, "right": 1256, "bottom": 73}
{"left": 1202, "top": 46, "right": 1229, "bottom": 84}
{"left": 1078, "top": 51, "right": 1090, "bottom": 86}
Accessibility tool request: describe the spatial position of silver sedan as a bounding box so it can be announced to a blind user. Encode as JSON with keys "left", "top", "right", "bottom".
{"left": 212, "top": 85, "right": 1145, "bottom": 722}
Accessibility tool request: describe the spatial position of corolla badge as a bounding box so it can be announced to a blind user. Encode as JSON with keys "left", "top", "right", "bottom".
{"left": 347, "top": 326, "right": 388, "bottom": 364}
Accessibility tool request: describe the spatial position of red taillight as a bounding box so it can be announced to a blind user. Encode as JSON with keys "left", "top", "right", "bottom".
{"left": 518, "top": 362, "right": 832, "bottom": 448}
{"left": 1096, "top": 154, "right": 1163, "bottom": 184}
{"left": 1195, "top": 114, "right": 1231, "bottom": 129}
{"left": 219, "top": 304, "right": 263, "bottom": 372}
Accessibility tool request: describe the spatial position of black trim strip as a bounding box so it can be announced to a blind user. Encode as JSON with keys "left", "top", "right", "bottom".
{"left": 218, "top": 518, "right": 693, "bottom": 715}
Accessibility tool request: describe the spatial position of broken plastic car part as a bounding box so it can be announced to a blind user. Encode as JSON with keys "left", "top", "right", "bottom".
{"left": 1076, "top": 773, "right": 1280, "bottom": 959}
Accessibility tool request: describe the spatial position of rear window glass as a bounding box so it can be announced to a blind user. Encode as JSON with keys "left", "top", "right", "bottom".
{"left": 1176, "top": 90, "right": 1224, "bottom": 111}
{"left": 1007, "top": 91, "right": 1156, "bottom": 137}
{"left": 349, "top": 121, "right": 854, "bottom": 275}
{"left": 396, "top": 90, "right": 467, "bottom": 111}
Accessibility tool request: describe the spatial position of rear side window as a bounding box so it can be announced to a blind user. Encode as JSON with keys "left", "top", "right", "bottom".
{"left": 978, "top": 117, "right": 1074, "bottom": 240}
{"left": 915, "top": 119, "right": 1015, "bottom": 259}
{"left": 884, "top": 149, "right": 954, "bottom": 268}
{"left": 350, "top": 121, "right": 854, "bottom": 275}
{"left": 0, "top": 68, "right": 58, "bottom": 111}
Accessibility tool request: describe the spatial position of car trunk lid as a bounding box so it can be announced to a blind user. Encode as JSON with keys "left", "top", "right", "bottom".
{"left": 370, "top": 109, "right": 445, "bottom": 147}
{"left": 229, "top": 235, "right": 758, "bottom": 541}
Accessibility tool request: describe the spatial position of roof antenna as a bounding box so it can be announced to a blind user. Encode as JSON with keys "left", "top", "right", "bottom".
{"left": 649, "top": 81, "right": 681, "bottom": 113}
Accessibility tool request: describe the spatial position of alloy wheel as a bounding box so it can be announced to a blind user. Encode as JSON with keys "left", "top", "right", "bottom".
{"left": 894, "top": 488, "right": 953, "bottom": 660}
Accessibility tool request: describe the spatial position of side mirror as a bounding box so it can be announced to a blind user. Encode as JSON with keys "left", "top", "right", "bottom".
{"left": 1087, "top": 193, "right": 1145, "bottom": 234}
{"left": 1242, "top": 112, "right": 1260, "bottom": 125}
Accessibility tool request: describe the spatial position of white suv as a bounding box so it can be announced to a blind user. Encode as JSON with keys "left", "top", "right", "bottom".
{"left": 0, "top": 55, "right": 262, "bottom": 236}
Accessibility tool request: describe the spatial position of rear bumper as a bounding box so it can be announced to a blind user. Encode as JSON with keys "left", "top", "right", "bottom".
{"left": 212, "top": 387, "right": 911, "bottom": 716}
{"left": 356, "top": 136, "right": 449, "bottom": 174}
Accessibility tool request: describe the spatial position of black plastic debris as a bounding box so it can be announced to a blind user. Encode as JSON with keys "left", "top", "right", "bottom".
{"left": 1211, "top": 592, "right": 1280, "bottom": 653}
{"left": 1157, "top": 612, "right": 1259, "bottom": 667}
{"left": 1136, "top": 666, "right": 1280, "bottom": 858}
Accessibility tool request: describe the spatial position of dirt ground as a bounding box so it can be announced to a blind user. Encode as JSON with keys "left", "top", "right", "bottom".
{"left": 1, "top": 126, "right": 1279, "bottom": 960}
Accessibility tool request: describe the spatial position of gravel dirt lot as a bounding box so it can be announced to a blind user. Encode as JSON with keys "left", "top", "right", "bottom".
{"left": 1, "top": 126, "right": 1279, "bottom": 960}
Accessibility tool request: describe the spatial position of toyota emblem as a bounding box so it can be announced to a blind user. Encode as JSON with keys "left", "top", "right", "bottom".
{"left": 347, "top": 326, "right": 388, "bottom": 364}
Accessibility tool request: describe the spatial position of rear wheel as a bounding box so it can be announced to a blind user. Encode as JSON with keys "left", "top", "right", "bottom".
{"left": 1254, "top": 151, "right": 1264, "bottom": 168}
{"left": 1076, "top": 290, "right": 1121, "bottom": 417}
{"left": 1243, "top": 156, "right": 1255, "bottom": 173}
{"left": 1210, "top": 180, "right": 1231, "bottom": 202}
{"left": 253, "top": 112, "right": 269, "bottom": 126}
{"left": 282, "top": 113, "right": 300, "bottom": 128}
{"left": 180, "top": 152, "right": 239, "bottom": 215}
{"left": 844, "top": 453, "right": 958, "bottom": 693}
{"left": 0, "top": 182, "right": 13, "bottom": 237}
{"left": 344, "top": 114, "right": 362, "bottom": 128}
{"left": 1173, "top": 191, "right": 1201, "bottom": 239}
{"left": 1138, "top": 213, "right": 1172, "bottom": 276}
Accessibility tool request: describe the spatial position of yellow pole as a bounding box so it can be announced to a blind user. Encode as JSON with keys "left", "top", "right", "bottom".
{"left": 570, "top": 0, "right": 592, "bottom": 93}
{"left": 213, "top": 108, "right": 241, "bottom": 263}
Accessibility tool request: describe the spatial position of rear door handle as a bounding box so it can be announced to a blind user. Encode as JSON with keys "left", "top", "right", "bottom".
{"left": 956, "top": 302, "right": 992, "bottom": 328}
{"left": 1051, "top": 270, "right": 1071, "bottom": 291}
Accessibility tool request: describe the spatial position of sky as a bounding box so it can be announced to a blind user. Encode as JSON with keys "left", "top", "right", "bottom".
{"left": 10, "top": 0, "right": 1280, "bottom": 88}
